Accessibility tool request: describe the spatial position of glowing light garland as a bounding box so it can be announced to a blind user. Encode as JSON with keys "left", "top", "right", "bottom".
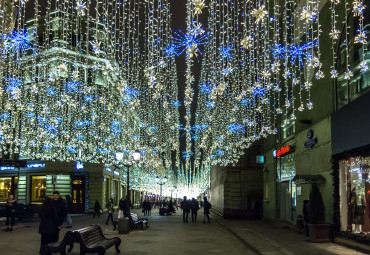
{"left": 0, "top": 0, "right": 368, "bottom": 198}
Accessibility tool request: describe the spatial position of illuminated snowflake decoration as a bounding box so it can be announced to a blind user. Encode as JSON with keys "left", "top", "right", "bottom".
{"left": 354, "top": 30, "right": 367, "bottom": 44}
{"left": 219, "top": 45, "right": 233, "bottom": 59}
{"left": 307, "top": 101, "right": 313, "bottom": 110}
{"left": 173, "top": 29, "right": 207, "bottom": 56}
{"left": 193, "top": 0, "right": 206, "bottom": 15}
{"left": 329, "top": 29, "right": 340, "bottom": 40}
{"left": 300, "top": 7, "right": 316, "bottom": 22}
{"left": 344, "top": 69, "right": 353, "bottom": 80}
{"left": 298, "top": 104, "right": 304, "bottom": 111}
{"left": 315, "top": 70, "right": 324, "bottom": 79}
{"left": 72, "top": 70, "right": 79, "bottom": 80}
{"left": 90, "top": 40, "right": 101, "bottom": 54}
{"left": 4, "top": 76, "right": 24, "bottom": 99}
{"left": 103, "top": 62, "right": 114, "bottom": 75}
{"left": 241, "top": 36, "right": 253, "bottom": 49}
{"left": 76, "top": 0, "right": 86, "bottom": 16}
{"left": 251, "top": 5, "right": 267, "bottom": 23}
{"left": 360, "top": 61, "right": 368, "bottom": 72}
{"left": 330, "top": 69, "right": 338, "bottom": 78}
{"left": 2, "top": 29, "right": 33, "bottom": 55}
{"left": 58, "top": 63, "right": 68, "bottom": 73}
{"left": 353, "top": 0, "right": 365, "bottom": 17}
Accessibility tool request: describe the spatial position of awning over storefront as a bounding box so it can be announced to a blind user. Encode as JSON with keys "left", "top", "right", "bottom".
{"left": 292, "top": 175, "right": 325, "bottom": 184}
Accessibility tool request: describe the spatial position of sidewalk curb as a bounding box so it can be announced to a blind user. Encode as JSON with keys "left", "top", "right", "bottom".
{"left": 211, "top": 215, "right": 263, "bottom": 255}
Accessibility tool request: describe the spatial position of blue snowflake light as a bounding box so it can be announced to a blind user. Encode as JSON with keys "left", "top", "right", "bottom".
{"left": 172, "top": 29, "right": 208, "bottom": 56}
{"left": 2, "top": 29, "right": 33, "bottom": 55}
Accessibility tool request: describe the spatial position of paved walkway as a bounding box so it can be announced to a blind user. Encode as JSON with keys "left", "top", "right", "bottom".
{"left": 0, "top": 209, "right": 366, "bottom": 255}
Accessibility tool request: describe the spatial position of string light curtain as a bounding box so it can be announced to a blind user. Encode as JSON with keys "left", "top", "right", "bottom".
{"left": 193, "top": 0, "right": 322, "bottom": 170}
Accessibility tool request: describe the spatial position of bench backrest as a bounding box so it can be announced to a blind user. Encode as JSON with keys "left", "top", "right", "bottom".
{"left": 130, "top": 213, "right": 139, "bottom": 221}
{"left": 74, "top": 225, "right": 105, "bottom": 247}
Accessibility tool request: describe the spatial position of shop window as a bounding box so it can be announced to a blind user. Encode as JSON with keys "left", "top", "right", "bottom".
{"left": 0, "top": 178, "right": 12, "bottom": 203}
{"left": 339, "top": 156, "right": 370, "bottom": 233}
{"left": 31, "top": 176, "right": 46, "bottom": 203}
{"left": 280, "top": 153, "right": 296, "bottom": 180}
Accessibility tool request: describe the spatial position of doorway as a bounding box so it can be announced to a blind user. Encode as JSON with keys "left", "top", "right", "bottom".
{"left": 71, "top": 175, "right": 86, "bottom": 213}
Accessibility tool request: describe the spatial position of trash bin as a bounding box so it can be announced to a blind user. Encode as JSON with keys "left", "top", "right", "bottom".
{"left": 118, "top": 217, "right": 130, "bottom": 234}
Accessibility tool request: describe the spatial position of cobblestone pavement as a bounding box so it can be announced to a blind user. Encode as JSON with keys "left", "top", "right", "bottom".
{"left": 0, "top": 209, "right": 366, "bottom": 255}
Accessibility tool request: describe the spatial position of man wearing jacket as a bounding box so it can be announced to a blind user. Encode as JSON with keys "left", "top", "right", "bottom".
{"left": 52, "top": 191, "right": 67, "bottom": 236}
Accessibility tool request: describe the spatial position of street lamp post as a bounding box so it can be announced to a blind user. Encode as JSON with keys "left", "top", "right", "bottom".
{"left": 155, "top": 176, "right": 167, "bottom": 207}
{"left": 116, "top": 150, "right": 141, "bottom": 203}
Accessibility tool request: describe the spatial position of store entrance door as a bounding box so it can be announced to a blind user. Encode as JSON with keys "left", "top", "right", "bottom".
{"left": 280, "top": 181, "right": 292, "bottom": 222}
{"left": 71, "top": 175, "right": 86, "bottom": 213}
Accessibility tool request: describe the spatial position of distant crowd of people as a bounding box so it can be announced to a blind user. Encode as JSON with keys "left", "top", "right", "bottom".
{"left": 180, "top": 196, "right": 211, "bottom": 223}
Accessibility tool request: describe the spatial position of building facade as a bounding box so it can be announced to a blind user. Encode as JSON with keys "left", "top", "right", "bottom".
{"left": 262, "top": 0, "right": 370, "bottom": 236}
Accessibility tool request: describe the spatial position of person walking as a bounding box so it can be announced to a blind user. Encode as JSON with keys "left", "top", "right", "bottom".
{"left": 168, "top": 199, "right": 174, "bottom": 215}
{"left": 203, "top": 197, "right": 211, "bottom": 223}
{"left": 93, "top": 200, "right": 101, "bottom": 218}
{"left": 106, "top": 198, "right": 114, "bottom": 225}
{"left": 303, "top": 200, "right": 310, "bottom": 237}
{"left": 39, "top": 197, "right": 59, "bottom": 254}
{"left": 65, "top": 195, "right": 73, "bottom": 228}
{"left": 148, "top": 200, "right": 152, "bottom": 216}
{"left": 4, "top": 194, "right": 17, "bottom": 231}
{"left": 122, "top": 195, "right": 132, "bottom": 217}
{"left": 118, "top": 197, "right": 124, "bottom": 218}
{"left": 191, "top": 198, "right": 199, "bottom": 223}
{"left": 182, "top": 196, "right": 190, "bottom": 223}
{"left": 52, "top": 191, "right": 67, "bottom": 239}
{"left": 142, "top": 199, "right": 147, "bottom": 216}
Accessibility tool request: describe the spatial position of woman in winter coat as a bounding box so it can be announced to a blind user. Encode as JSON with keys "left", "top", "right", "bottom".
{"left": 5, "top": 194, "right": 17, "bottom": 231}
{"left": 39, "top": 197, "right": 59, "bottom": 254}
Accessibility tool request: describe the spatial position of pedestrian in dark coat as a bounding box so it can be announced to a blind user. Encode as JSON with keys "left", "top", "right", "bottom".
{"left": 39, "top": 197, "right": 59, "bottom": 254}
{"left": 93, "top": 200, "right": 101, "bottom": 218}
{"left": 203, "top": 197, "right": 211, "bottom": 223}
{"left": 4, "top": 194, "right": 17, "bottom": 231}
{"left": 148, "top": 200, "right": 152, "bottom": 216}
{"left": 122, "top": 196, "right": 132, "bottom": 217}
{"left": 191, "top": 198, "right": 199, "bottom": 222}
{"left": 65, "top": 195, "right": 73, "bottom": 228}
{"left": 168, "top": 200, "right": 174, "bottom": 215}
{"left": 106, "top": 198, "right": 114, "bottom": 225}
{"left": 52, "top": 191, "right": 67, "bottom": 236}
{"left": 182, "top": 196, "right": 190, "bottom": 223}
{"left": 303, "top": 200, "right": 310, "bottom": 237}
{"left": 143, "top": 199, "right": 149, "bottom": 216}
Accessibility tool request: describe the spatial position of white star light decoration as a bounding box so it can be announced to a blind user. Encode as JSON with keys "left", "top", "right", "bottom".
{"left": 241, "top": 36, "right": 253, "bottom": 49}
{"left": 251, "top": 5, "right": 267, "bottom": 23}
{"left": 76, "top": 0, "right": 86, "bottom": 16}
{"left": 193, "top": 0, "right": 206, "bottom": 15}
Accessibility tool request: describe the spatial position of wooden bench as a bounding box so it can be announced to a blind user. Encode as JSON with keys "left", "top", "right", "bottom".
{"left": 73, "top": 225, "right": 121, "bottom": 255}
{"left": 45, "top": 231, "right": 74, "bottom": 255}
{"left": 129, "top": 213, "right": 148, "bottom": 230}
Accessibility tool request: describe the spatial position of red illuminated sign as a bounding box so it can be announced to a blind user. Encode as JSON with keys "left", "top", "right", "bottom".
{"left": 276, "top": 145, "right": 292, "bottom": 157}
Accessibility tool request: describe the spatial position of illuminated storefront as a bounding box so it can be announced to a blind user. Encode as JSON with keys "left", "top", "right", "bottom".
{"left": 339, "top": 156, "right": 370, "bottom": 233}
{"left": 275, "top": 144, "right": 296, "bottom": 222}
{"left": 30, "top": 176, "right": 46, "bottom": 203}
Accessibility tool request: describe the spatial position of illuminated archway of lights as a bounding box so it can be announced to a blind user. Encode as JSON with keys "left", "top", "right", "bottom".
{"left": 0, "top": 0, "right": 367, "bottom": 197}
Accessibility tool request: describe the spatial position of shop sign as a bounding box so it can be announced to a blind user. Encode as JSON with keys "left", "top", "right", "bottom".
{"left": 304, "top": 129, "right": 318, "bottom": 149}
{"left": 76, "top": 162, "right": 84, "bottom": 170}
{"left": 27, "top": 163, "right": 45, "bottom": 168}
{"left": 256, "top": 155, "right": 264, "bottom": 163}
{"left": 0, "top": 166, "right": 15, "bottom": 171}
{"left": 273, "top": 145, "right": 293, "bottom": 157}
